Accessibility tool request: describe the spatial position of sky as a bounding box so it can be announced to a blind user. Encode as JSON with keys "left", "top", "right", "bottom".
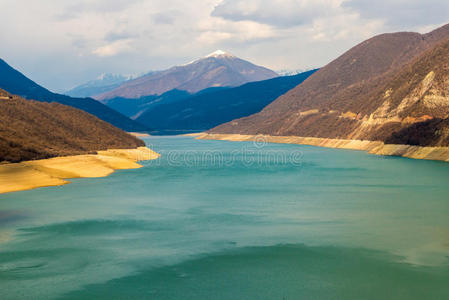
{"left": 1, "top": 0, "right": 448, "bottom": 92}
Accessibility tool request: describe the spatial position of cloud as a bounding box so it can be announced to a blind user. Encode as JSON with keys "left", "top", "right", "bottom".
{"left": 212, "top": 0, "right": 449, "bottom": 31}
{"left": 152, "top": 12, "right": 178, "bottom": 25}
{"left": 195, "top": 17, "right": 277, "bottom": 44}
{"left": 343, "top": 0, "right": 449, "bottom": 28}
{"left": 54, "top": 0, "right": 142, "bottom": 20}
{"left": 0, "top": 0, "right": 447, "bottom": 92}
{"left": 212, "top": 0, "right": 344, "bottom": 27}
{"left": 104, "top": 31, "right": 137, "bottom": 42}
{"left": 92, "top": 39, "right": 134, "bottom": 57}
{"left": 209, "top": 0, "right": 385, "bottom": 46}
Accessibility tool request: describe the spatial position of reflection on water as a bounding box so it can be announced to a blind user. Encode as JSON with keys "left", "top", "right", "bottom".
{"left": 0, "top": 210, "right": 28, "bottom": 244}
{"left": 0, "top": 136, "right": 448, "bottom": 299}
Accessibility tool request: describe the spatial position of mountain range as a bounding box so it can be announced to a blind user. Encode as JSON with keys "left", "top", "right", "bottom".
{"left": 0, "top": 59, "right": 148, "bottom": 132}
{"left": 2, "top": 22, "right": 449, "bottom": 163}
{"left": 0, "top": 89, "right": 144, "bottom": 162}
{"left": 65, "top": 73, "right": 133, "bottom": 98}
{"left": 96, "top": 50, "right": 279, "bottom": 100}
{"left": 102, "top": 89, "right": 194, "bottom": 120}
{"left": 133, "top": 70, "right": 317, "bottom": 134}
{"left": 209, "top": 24, "right": 449, "bottom": 148}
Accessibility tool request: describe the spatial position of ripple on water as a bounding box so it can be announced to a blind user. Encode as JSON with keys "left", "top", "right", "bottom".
{"left": 61, "top": 244, "right": 449, "bottom": 300}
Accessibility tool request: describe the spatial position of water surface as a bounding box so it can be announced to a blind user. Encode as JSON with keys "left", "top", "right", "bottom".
{"left": 0, "top": 136, "right": 448, "bottom": 299}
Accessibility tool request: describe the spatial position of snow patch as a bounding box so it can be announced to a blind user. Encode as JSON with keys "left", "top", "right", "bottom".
{"left": 206, "top": 50, "right": 235, "bottom": 58}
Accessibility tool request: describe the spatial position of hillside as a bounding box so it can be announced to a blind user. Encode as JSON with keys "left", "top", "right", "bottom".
{"left": 210, "top": 24, "right": 449, "bottom": 147}
{"left": 102, "top": 89, "right": 194, "bottom": 119}
{"left": 0, "top": 59, "right": 148, "bottom": 132}
{"left": 0, "top": 89, "right": 144, "bottom": 162}
{"left": 135, "top": 70, "right": 317, "bottom": 134}
{"left": 96, "top": 50, "right": 278, "bottom": 100}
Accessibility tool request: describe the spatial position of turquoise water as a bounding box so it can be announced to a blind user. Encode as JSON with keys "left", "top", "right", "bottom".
{"left": 1, "top": 136, "right": 449, "bottom": 299}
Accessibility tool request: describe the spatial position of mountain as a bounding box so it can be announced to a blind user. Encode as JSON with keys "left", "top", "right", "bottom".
{"left": 96, "top": 50, "right": 279, "bottom": 100}
{"left": 276, "top": 69, "right": 312, "bottom": 76}
{"left": 102, "top": 89, "right": 194, "bottom": 119}
{"left": 0, "top": 89, "right": 144, "bottom": 162}
{"left": 0, "top": 59, "right": 148, "bottom": 132}
{"left": 65, "top": 73, "right": 132, "bottom": 98}
{"left": 133, "top": 70, "right": 317, "bottom": 134}
{"left": 209, "top": 24, "right": 449, "bottom": 147}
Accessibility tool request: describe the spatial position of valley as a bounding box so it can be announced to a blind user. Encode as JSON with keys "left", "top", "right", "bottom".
{"left": 1, "top": 5, "right": 449, "bottom": 299}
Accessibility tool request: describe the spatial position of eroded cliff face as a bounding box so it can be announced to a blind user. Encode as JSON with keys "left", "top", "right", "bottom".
{"left": 210, "top": 25, "right": 449, "bottom": 148}
{"left": 351, "top": 40, "right": 449, "bottom": 145}
{"left": 347, "top": 68, "right": 449, "bottom": 143}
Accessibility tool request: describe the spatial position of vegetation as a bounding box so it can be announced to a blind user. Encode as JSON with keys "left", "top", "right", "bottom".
{"left": 103, "top": 89, "right": 193, "bottom": 119}
{"left": 385, "top": 118, "right": 449, "bottom": 146}
{"left": 211, "top": 24, "right": 449, "bottom": 147}
{"left": 113, "top": 71, "right": 316, "bottom": 134}
{"left": 0, "top": 58, "right": 148, "bottom": 132}
{"left": 0, "top": 89, "right": 144, "bottom": 162}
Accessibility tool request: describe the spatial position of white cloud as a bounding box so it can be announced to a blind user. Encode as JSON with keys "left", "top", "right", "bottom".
{"left": 195, "top": 17, "right": 276, "bottom": 44}
{"left": 0, "top": 0, "right": 447, "bottom": 92}
{"left": 92, "top": 39, "right": 134, "bottom": 57}
{"left": 307, "top": 12, "right": 383, "bottom": 42}
{"left": 343, "top": 0, "right": 449, "bottom": 29}
{"left": 212, "top": 0, "right": 344, "bottom": 27}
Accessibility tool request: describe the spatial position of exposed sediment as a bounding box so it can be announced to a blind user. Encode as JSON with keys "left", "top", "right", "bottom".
{"left": 0, "top": 147, "right": 160, "bottom": 194}
{"left": 128, "top": 132, "right": 151, "bottom": 138}
{"left": 197, "top": 133, "right": 449, "bottom": 162}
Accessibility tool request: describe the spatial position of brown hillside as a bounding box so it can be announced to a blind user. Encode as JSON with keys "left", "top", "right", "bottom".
{"left": 0, "top": 89, "right": 144, "bottom": 162}
{"left": 210, "top": 24, "right": 449, "bottom": 146}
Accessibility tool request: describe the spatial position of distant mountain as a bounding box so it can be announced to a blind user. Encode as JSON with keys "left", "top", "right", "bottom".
{"left": 0, "top": 59, "right": 148, "bottom": 132}
{"left": 123, "top": 70, "right": 315, "bottom": 134}
{"left": 0, "top": 89, "right": 144, "bottom": 162}
{"left": 276, "top": 69, "right": 313, "bottom": 76}
{"left": 65, "top": 73, "right": 133, "bottom": 98}
{"left": 102, "top": 89, "right": 194, "bottom": 119}
{"left": 96, "top": 50, "right": 279, "bottom": 100}
{"left": 209, "top": 24, "right": 449, "bottom": 147}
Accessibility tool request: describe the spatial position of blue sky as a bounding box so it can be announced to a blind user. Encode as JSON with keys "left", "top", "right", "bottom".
{"left": 1, "top": 0, "right": 448, "bottom": 92}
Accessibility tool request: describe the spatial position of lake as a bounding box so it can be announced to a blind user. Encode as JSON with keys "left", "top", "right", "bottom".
{"left": 1, "top": 136, "right": 449, "bottom": 299}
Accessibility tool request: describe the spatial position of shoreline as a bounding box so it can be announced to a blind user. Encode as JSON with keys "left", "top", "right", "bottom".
{"left": 196, "top": 133, "right": 449, "bottom": 162}
{"left": 128, "top": 132, "right": 151, "bottom": 138}
{"left": 0, "top": 147, "right": 160, "bottom": 194}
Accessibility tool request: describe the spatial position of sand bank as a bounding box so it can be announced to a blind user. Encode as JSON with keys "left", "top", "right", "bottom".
{"left": 128, "top": 132, "right": 151, "bottom": 138}
{"left": 0, "top": 147, "right": 160, "bottom": 194}
{"left": 197, "top": 133, "right": 449, "bottom": 162}
{"left": 182, "top": 133, "right": 203, "bottom": 137}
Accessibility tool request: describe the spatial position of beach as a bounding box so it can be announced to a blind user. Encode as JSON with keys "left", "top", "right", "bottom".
{"left": 128, "top": 132, "right": 151, "bottom": 138}
{"left": 196, "top": 133, "right": 449, "bottom": 162}
{"left": 0, "top": 147, "right": 160, "bottom": 194}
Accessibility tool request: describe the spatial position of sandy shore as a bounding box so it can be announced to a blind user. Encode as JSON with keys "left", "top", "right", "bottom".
{"left": 197, "top": 133, "right": 449, "bottom": 162}
{"left": 128, "top": 132, "right": 151, "bottom": 138}
{"left": 0, "top": 147, "right": 160, "bottom": 194}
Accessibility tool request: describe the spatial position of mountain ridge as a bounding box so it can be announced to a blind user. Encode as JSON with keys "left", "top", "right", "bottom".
{"left": 65, "top": 73, "right": 133, "bottom": 98}
{"left": 96, "top": 50, "right": 278, "bottom": 100}
{"left": 209, "top": 23, "right": 449, "bottom": 148}
{"left": 0, "top": 89, "right": 144, "bottom": 162}
{"left": 134, "top": 70, "right": 317, "bottom": 134}
{"left": 0, "top": 59, "right": 148, "bottom": 132}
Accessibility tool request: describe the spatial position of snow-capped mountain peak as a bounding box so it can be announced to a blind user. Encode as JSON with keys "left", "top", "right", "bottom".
{"left": 205, "top": 50, "right": 235, "bottom": 58}
{"left": 96, "top": 50, "right": 279, "bottom": 99}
